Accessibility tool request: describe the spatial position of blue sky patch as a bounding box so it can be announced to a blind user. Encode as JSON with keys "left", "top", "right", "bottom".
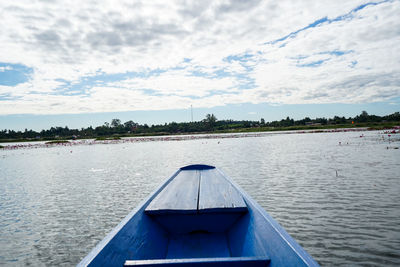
{"left": 264, "top": 1, "right": 389, "bottom": 46}
{"left": 224, "top": 53, "right": 254, "bottom": 63}
{"left": 0, "top": 63, "right": 33, "bottom": 86}
{"left": 188, "top": 68, "right": 232, "bottom": 79}
{"left": 297, "top": 60, "right": 326, "bottom": 68}
{"left": 52, "top": 69, "right": 167, "bottom": 96}
{"left": 320, "top": 50, "right": 353, "bottom": 56}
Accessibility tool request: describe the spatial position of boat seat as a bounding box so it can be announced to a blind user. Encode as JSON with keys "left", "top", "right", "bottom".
{"left": 145, "top": 167, "right": 247, "bottom": 215}
{"left": 145, "top": 167, "right": 248, "bottom": 233}
{"left": 124, "top": 256, "right": 271, "bottom": 266}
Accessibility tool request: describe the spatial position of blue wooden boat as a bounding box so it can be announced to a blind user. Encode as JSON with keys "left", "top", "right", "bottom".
{"left": 78, "top": 164, "right": 319, "bottom": 266}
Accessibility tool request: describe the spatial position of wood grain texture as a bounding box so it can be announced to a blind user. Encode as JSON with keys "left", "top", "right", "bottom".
{"left": 145, "top": 170, "right": 199, "bottom": 214}
{"left": 198, "top": 169, "right": 247, "bottom": 213}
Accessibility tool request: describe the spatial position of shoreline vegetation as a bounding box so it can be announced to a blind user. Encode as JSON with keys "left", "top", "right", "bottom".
{"left": 1, "top": 111, "right": 399, "bottom": 144}
{"left": 45, "top": 140, "right": 70, "bottom": 144}
{"left": 95, "top": 136, "right": 121, "bottom": 141}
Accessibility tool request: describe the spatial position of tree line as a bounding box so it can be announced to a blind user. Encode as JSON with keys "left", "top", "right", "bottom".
{"left": 1, "top": 111, "right": 399, "bottom": 141}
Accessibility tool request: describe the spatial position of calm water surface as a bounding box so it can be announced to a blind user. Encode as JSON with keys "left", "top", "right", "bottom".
{"left": 1, "top": 131, "right": 399, "bottom": 266}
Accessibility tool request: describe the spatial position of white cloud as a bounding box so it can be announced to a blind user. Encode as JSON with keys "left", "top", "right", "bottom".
{"left": 0, "top": 0, "right": 399, "bottom": 114}
{"left": 0, "top": 66, "right": 13, "bottom": 72}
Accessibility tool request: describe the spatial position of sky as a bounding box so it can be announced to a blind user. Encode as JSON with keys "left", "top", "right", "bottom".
{"left": 0, "top": 0, "right": 399, "bottom": 131}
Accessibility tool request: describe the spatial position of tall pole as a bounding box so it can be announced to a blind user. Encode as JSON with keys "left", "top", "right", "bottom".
{"left": 191, "top": 105, "right": 193, "bottom": 122}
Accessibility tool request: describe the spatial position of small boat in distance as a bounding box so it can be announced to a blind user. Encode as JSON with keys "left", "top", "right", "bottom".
{"left": 78, "top": 164, "right": 319, "bottom": 266}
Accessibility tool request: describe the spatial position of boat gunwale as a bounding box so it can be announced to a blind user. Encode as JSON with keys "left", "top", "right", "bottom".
{"left": 217, "top": 168, "right": 319, "bottom": 266}
{"left": 77, "top": 167, "right": 183, "bottom": 266}
{"left": 78, "top": 164, "right": 319, "bottom": 266}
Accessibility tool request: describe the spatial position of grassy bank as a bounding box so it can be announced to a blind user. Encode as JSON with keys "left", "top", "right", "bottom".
{"left": 216, "top": 121, "right": 400, "bottom": 133}
{"left": 45, "top": 140, "right": 70, "bottom": 144}
{"left": 102, "top": 121, "right": 400, "bottom": 138}
{"left": 1, "top": 121, "right": 399, "bottom": 144}
{"left": 95, "top": 136, "right": 121, "bottom": 140}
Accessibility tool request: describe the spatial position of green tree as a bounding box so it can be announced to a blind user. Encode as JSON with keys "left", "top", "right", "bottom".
{"left": 124, "top": 120, "right": 138, "bottom": 131}
{"left": 204, "top": 114, "right": 217, "bottom": 129}
{"left": 111, "top": 119, "right": 121, "bottom": 127}
{"left": 356, "top": 111, "right": 369, "bottom": 123}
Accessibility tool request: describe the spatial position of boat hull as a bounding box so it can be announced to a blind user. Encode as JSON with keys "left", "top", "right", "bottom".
{"left": 78, "top": 165, "right": 319, "bottom": 266}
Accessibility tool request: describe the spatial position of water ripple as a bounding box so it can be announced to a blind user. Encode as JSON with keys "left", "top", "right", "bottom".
{"left": 0, "top": 131, "right": 399, "bottom": 266}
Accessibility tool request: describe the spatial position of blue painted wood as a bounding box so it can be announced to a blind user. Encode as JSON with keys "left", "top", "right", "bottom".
{"left": 150, "top": 213, "right": 245, "bottom": 234}
{"left": 167, "top": 232, "right": 230, "bottom": 258}
{"left": 77, "top": 169, "right": 181, "bottom": 267}
{"left": 145, "top": 170, "right": 199, "bottom": 215}
{"left": 180, "top": 164, "right": 216, "bottom": 170}
{"left": 199, "top": 168, "right": 247, "bottom": 213}
{"left": 78, "top": 165, "right": 320, "bottom": 267}
{"left": 124, "top": 256, "right": 270, "bottom": 266}
{"left": 145, "top": 166, "right": 247, "bottom": 233}
{"left": 219, "top": 167, "right": 320, "bottom": 267}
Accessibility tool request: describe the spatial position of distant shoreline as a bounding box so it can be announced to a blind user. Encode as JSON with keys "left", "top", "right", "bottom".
{"left": 2, "top": 111, "right": 399, "bottom": 143}
{"left": 1, "top": 122, "right": 399, "bottom": 144}
{"left": 1, "top": 125, "right": 399, "bottom": 150}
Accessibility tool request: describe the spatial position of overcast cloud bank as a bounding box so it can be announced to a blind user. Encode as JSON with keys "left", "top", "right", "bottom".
{"left": 0, "top": 0, "right": 399, "bottom": 115}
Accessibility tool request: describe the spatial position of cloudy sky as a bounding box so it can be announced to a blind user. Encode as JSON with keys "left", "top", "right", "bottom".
{"left": 0, "top": 0, "right": 399, "bottom": 130}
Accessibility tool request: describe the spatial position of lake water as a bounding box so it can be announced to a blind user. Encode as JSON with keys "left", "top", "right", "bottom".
{"left": 1, "top": 130, "right": 399, "bottom": 266}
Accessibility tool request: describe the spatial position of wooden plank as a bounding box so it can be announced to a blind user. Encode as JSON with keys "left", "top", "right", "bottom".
{"left": 150, "top": 213, "right": 246, "bottom": 234}
{"left": 124, "top": 256, "right": 270, "bottom": 266}
{"left": 198, "top": 169, "right": 247, "bottom": 213}
{"left": 145, "top": 170, "right": 199, "bottom": 214}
